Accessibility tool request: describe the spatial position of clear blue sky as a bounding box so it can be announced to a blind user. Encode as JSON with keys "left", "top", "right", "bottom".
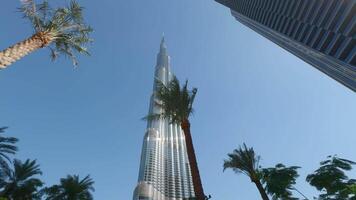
{"left": 0, "top": 0, "right": 355, "bottom": 199}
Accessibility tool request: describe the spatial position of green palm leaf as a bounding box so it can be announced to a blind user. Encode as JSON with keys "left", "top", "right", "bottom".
{"left": 0, "top": 0, "right": 92, "bottom": 69}
{"left": 0, "top": 127, "right": 18, "bottom": 174}
{"left": 43, "top": 174, "right": 94, "bottom": 200}
{"left": 0, "top": 159, "right": 43, "bottom": 199}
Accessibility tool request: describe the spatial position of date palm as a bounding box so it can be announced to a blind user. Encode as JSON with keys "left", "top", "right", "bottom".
{"left": 145, "top": 76, "right": 205, "bottom": 200}
{"left": 223, "top": 144, "right": 269, "bottom": 200}
{"left": 0, "top": 0, "right": 92, "bottom": 69}
{"left": 0, "top": 127, "right": 18, "bottom": 173}
{"left": 43, "top": 175, "right": 94, "bottom": 200}
{"left": 0, "top": 159, "right": 43, "bottom": 200}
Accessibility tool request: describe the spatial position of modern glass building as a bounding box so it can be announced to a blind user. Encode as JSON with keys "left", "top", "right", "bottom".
{"left": 133, "top": 38, "right": 195, "bottom": 200}
{"left": 216, "top": 0, "right": 356, "bottom": 91}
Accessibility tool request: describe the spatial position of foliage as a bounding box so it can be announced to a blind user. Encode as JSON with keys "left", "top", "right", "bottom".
{"left": 224, "top": 145, "right": 356, "bottom": 200}
{"left": 19, "top": 0, "right": 93, "bottom": 65}
{"left": 0, "top": 159, "right": 43, "bottom": 200}
{"left": 307, "top": 156, "right": 356, "bottom": 199}
{"left": 223, "top": 143, "right": 261, "bottom": 182}
{"left": 144, "top": 76, "right": 197, "bottom": 124}
{"left": 223, "top": 143, "right": 270, "bottom": 200}
{"left": 347, "top": 183, "right": 356, "bottom": 199}
{"left": 0, "top": 127, "right": 95, "bottom": 199}
{"left": 0, "top": 127, "right": 18, "bottom": 175}
{"left": 261, "top": 164, "right": 300, "bottom": 200}
{"left": 42, "top": 175, "right": 94, "bottom": 200}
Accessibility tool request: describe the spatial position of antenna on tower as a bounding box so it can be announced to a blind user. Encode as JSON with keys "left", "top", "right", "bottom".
{"left": 160, "top": 33, "right": 166, "bottom": 52}
{"left": 161, "top": 33, "right": 165, "bottom": 45}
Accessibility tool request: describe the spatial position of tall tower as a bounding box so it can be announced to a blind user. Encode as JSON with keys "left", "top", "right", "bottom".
{"left": 216, "top": 0, "right": 356, "bottom": 92}
{"left": 133, "top": 38, "right": 195, "bottom": 200}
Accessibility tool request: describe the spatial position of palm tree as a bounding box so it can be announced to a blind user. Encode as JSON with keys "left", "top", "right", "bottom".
{"left": 146, "top": 76, "right": 205, "bottom": 200}
{"left": 0, "top": 127, "right": 18, "bottom": 173}
{"left": 0, "top": 0, "right": 92, "bottom": 69}
{"left": 0, "top": 159, "right": 43, "bottom": 200}
{"left": 43, "top": 175, "right": 94, "bottom": 200}
{"left": 223, "top": 143, "right": 269, "bottom": 200}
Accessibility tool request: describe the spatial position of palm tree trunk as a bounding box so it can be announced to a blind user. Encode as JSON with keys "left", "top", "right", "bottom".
{"left": 181, "top": 119, "right": 205, "bottom": 200}
{"left": 253, "top": 180, "right": 270, "bottom": 200}
{"left": 0, "top": 31, "right": 55, "bottom": 69}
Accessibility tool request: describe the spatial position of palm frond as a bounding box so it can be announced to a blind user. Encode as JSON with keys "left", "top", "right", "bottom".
{"left": 19, "top": 0, "right": 46, "bottom": 31}
{"left": 19, "top": 0, "right": 93, "bottom": 66}
{"left": 142, "top": 113, "right": 162, "bottom": 121}
{"left": 0, "top": 127, "right": 8, "bottom": 133}
{"left": 147, "top": 76, "right": 197, "bottom": 124}
{"left": 0, "top": 127, "right": 18, "bottom": 174}
{"left": 1, "top": 159, "right": 43, "bottom": 199}
{"left": 223, "top": 143, "right": 261, "bottom": 181}
{"left": 14, "top": 159, "right": 42, "bottom": 181}
{"left": 44, "top": 174, "right": 94, "bottom": 199}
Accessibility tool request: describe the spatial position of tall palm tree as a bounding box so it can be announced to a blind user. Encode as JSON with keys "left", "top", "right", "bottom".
{"left": 0, "top": 0, "right": 92, "bottom": 69}
{"left": 0, "top": 127, "right": 18, "bottom": 173}
{"left": 146, "top": 76, "right": 205, "bottom": 200}
{"left": 223, "top": 144, "right": 269, "bottom": 200}
{"left": 43, "top": 175, "right": 94, "bottom": 200}
{"left": 0, "top": 159, "right": 43, "bottom": 200}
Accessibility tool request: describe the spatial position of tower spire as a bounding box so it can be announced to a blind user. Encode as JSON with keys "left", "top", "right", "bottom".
{"left": 156, "top": 36, "right": 170, "bottom": 74}
{"left": 160, "top": 35, "right": 167, "bottom": 54}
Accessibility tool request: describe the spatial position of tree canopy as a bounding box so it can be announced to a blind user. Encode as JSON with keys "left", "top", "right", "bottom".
{"left": 20, "top": 0, "right": 92, "bottom": 66}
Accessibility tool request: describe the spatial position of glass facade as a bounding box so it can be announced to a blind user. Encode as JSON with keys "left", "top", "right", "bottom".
{"left": 133, "top": 38, "right": 195, "bottom": 200}
{"left": 216, "top": 0, "right": 356, "bottom": 91}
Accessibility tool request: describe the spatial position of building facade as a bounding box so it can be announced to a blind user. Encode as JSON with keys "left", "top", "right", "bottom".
{"left": 216, "top": 0, "right": 356, "bottom": 91}
{"left": 133, "top": 38, "right": 195, "bottom": 200}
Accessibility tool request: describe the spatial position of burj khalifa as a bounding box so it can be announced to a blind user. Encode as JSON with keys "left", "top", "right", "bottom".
{"left": 133, "top": 38, "right": 195, "bottom": 200}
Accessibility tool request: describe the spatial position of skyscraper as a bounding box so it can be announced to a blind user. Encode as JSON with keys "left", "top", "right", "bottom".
{"left": 133, "top": 38, "right": 195, "bottom": 200}
{"left": 216, "top": 0, "right": 356, "bottom": 91}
